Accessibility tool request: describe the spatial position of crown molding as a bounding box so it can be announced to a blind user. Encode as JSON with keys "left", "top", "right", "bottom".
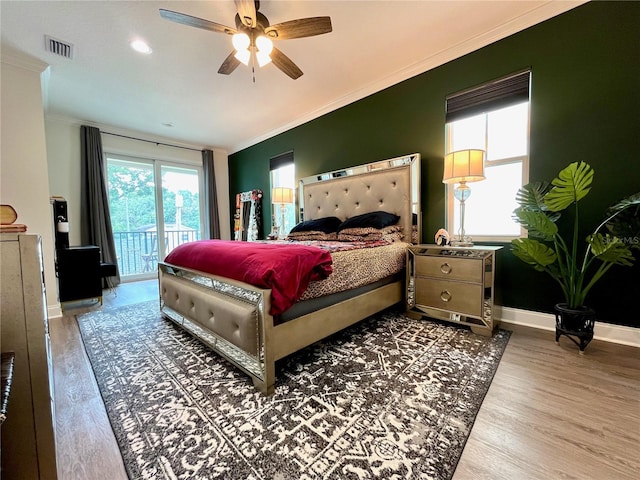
{"left": 45, "top": 113, "right": 226, "bottom": 156}
{"left": 1, "top": 45, "right": 49, "bottom": 73}
{"left": 230, "top": 1, "right": 587, "bottom": 153}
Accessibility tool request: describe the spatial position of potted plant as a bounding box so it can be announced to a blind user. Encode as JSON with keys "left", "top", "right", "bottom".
{"left": 511, "top": 161, "right": 639, "bottom": 352}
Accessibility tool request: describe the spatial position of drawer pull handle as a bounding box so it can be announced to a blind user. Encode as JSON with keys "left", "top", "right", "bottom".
{"left": 440, "top": 263, "right": 452, "bottom": 274}
{"left": 440, "top": 290, "right": 452, "bottom": 302}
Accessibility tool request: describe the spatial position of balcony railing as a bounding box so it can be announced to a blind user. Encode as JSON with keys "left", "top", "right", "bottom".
{"left": 113, "top": 229, "right": 200, "bottom": 277}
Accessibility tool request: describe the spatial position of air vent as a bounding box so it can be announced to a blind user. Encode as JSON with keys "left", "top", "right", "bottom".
{"left": 45, "top": 35, "right": 74, "bottom": 59}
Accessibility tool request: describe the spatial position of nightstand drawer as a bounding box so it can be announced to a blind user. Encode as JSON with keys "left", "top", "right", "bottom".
{"left": 415, "top": 255, "right": 483, "bottom": 283}
{"left": 415, "top": 278, "right": 483, "bottom": 317}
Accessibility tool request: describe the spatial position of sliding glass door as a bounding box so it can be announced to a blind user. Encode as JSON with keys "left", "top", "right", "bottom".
{"left": 107, "top": 155, "right": 203, "bottom": 280}
{"left": 160, "top": 165, "right": 202, "bottom": 255}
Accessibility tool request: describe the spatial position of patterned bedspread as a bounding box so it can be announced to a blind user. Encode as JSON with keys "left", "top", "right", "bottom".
{"left": 300, "top": 241, "right": 409, "bottom": 300}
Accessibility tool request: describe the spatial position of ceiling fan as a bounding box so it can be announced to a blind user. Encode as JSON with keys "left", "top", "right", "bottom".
{"left": 159, "top": 0, "right": 332, "bottom": 80}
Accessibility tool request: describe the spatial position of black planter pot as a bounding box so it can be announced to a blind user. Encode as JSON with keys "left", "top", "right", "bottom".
{"left": 554, "top": 303, "right": 596, "bottom": 353}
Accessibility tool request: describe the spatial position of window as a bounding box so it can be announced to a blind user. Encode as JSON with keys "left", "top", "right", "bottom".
{"left": 270, "top": 152, "right": 295, "bottom": 237}
{"left": 106, "top": 154, "right": 203, "bottom": 279}
{"left": 445, "top": 70, "right": 530, "bottom": 242}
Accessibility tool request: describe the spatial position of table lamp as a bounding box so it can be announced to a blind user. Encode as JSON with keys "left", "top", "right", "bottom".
{"left": 442, "top": 149, "right": 485, "bottom": 246}
{"left": 272, "top": 187, "right": 294, "bottom": 239}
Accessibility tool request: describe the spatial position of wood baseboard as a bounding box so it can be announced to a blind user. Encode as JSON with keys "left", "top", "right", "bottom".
{"left": 496, "top": 305, "right": 640, "bottom": 348}
{"left": 48, "top": 305, "right": 63, "bottom": 319}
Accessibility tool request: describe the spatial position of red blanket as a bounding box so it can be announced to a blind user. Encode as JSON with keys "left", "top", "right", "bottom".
{"left": 164, "top": 240, "right": 333, "bottom": 316}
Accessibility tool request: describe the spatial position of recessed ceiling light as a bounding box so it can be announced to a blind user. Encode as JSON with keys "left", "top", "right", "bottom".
{"left": 130, "top": 39, "right": 152, "bottom": 54}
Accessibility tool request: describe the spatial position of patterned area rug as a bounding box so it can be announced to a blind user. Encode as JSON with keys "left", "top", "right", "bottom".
{"left": 77, "top": 301, "right": 510, "bottom": 480}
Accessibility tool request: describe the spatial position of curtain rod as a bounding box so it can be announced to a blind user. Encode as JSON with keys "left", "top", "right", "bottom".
{"left": 101, "top": 131, "right": 202, "bottom": 152}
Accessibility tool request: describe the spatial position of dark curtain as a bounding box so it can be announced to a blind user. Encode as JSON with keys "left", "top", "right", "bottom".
{"left": 80, "top": 125, "right": 121, "bottom": 288}
{"left": 203, "top": 149, "right": 221, "bottom": 239}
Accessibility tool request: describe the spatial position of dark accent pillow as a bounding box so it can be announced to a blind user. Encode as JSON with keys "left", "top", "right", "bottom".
{"left": 338, "top": 211, "right": 400, "bottom": 231}
{"left": 290, "top": 216, "right": 342, "bottom": 234}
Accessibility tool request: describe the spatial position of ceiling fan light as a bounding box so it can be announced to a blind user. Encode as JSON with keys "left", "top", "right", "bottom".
{"left": 232, "top": 32, "right": 250, "bottom": 51}
{"left": 256, "top": 50, "right": 272, "bottom": 67}
{"left": 234, "top": 48, "right": 251, "bottom": 66}
{"left": 255, "top": 35, "right": 273, "bottom": 55}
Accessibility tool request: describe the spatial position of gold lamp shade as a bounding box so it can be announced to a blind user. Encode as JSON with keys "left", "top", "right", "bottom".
{"left": 272, "top": 187, "right": 294, "bottom": 204}
{"left": 442, "top": 149, "right": 486, "bottom": 184}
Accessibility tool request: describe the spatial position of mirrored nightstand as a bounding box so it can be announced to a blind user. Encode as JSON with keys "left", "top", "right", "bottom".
{"left": 406, "top": 244, "right": 502, "bottom": 336}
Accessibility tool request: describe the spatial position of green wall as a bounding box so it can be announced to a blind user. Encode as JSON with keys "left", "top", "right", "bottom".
{"left": 229, "top": 2, "right": 640, "bottom": 327}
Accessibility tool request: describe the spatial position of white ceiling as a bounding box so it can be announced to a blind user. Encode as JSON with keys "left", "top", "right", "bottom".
{"left": 1, "top": 1, "right": 584, "bottom": 154}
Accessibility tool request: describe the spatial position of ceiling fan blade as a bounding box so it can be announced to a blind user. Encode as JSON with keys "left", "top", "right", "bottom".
{"left": 159, "top": 9, "right": 236, "bottom": 35}
{"left": 270, "top": 47, "right": 303, "bottom": 79}
{"left": 234, "top": 0, "right": 257, "bottom": 28}
{"left": 265, "top": 17, "right": 332, "bottom": 40}
{"left": 218, "top": 51, "right": 241, "bottom": 75}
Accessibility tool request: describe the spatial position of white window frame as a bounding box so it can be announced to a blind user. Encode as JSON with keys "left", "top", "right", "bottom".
{"left": 269, "top": 154, "right": 295, "bottom": 237}
{"left": 444, "top": 73, "right": 531, "bottom": 243}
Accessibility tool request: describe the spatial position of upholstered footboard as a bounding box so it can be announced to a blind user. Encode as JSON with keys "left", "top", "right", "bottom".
{"left": 159, "top": 263, "right": 276, "bottom": 393}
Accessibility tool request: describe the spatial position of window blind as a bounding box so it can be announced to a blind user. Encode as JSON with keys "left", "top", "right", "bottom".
{"left": 269, "top": 151, "right": 294, "bottom": 171}
{"left": 446, "top": 70, "right": 531, "bottom": 123}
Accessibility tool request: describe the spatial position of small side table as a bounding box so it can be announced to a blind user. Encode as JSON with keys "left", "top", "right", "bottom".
{"left": 57, "top": 245, "right": 102, "bottom": 303}
{"left": 406, "top": 244, "right": 501, "bottom": 336}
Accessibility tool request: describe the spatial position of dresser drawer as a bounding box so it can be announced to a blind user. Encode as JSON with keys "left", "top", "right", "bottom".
{"left": 415, "top": 278, "right": 483, "bottom": 317}
{"left": 414, "top": 255, "right": 483, "bottom": 283}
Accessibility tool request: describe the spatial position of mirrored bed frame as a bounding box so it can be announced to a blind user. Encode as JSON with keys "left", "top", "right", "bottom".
{"left": 158, "top": 153, "right": 421, "bottom": 395}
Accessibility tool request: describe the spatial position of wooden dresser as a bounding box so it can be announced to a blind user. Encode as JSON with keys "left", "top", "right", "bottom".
{"left": 0, "top": 233, "right": 58, "bottom": 479}
{"left": 406, "top": 244, "right": 501, "bottom": 336}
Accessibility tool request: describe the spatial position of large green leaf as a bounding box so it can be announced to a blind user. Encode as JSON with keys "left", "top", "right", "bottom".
{"left": 587, "top": 233, "right": 635, "bottom": 266}
{"left": 512, "top": 209, "right": 558, "bottom": 241}
{"left": 515, "top": 182, "right": 552, "bottom": 211}
{"left": 606, "top": 192, "right": 640, "bottom": 215}
{"left": 511, "top": 238, "right": 557, "bottom": 271}
{"left": 604, "top": 192, "right": 640, "bottom": 250}
{"left": 544, "top": 161, "right": 594, "bottom": 212}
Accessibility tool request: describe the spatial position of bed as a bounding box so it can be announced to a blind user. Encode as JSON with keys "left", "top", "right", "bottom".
{"left": 158, "top": 153, "right": 421, "bottom": 395}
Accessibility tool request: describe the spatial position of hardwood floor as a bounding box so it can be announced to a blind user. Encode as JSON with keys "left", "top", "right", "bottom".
{"left": 51, "top": 280, "right": 159, "bottom": 480}
{"left": 50, "top": 280, "right": 640, "bottom": 480}
{"left": 454, "top": 325, "right": 639, "bottom": 480}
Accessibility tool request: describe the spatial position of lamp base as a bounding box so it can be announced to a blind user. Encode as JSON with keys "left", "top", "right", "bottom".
{"left": 450, "top": 235, "right": 474, "bottom": 247}
{"left": 450, "top": 241, "right": 474, "bottom": 247}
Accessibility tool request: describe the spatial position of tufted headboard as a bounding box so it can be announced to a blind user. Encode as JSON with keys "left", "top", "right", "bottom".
{"left": 299, "top": 153, "right": 420, "bottom": 243}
